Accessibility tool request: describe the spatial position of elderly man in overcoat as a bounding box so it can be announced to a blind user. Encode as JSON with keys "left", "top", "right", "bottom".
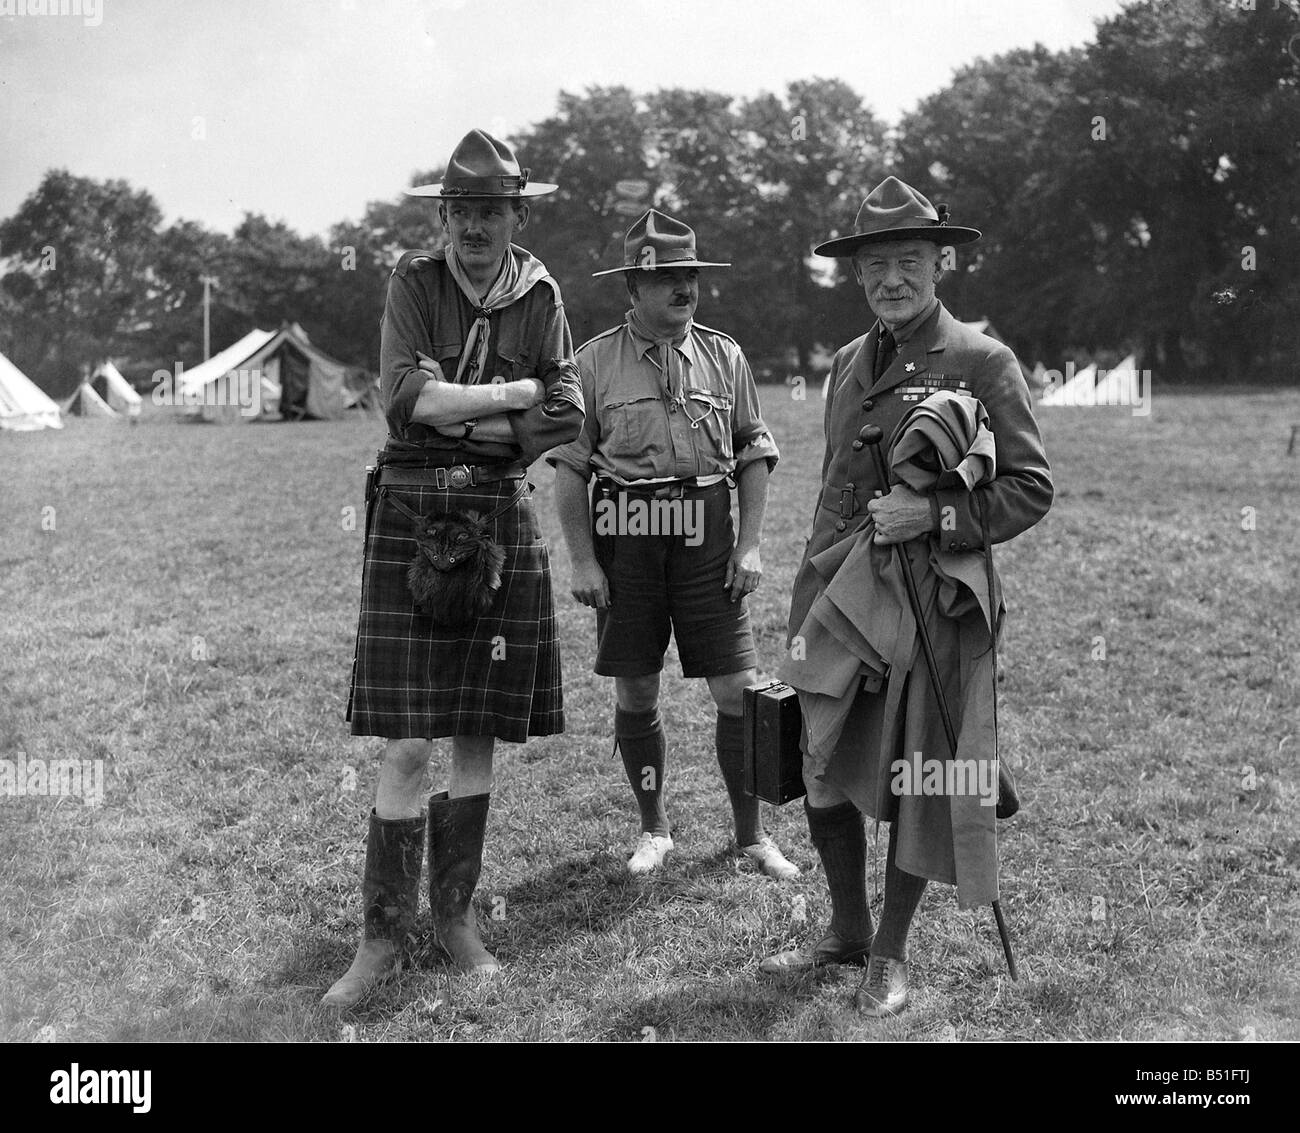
{"left": 760, "top": 176, "right": 1052, "bottom": 1016}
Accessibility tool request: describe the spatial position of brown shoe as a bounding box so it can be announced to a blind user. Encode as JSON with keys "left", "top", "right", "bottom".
{"left": 428, "top": 791, "right": 500, "bottom": 975}
{"left": 759, "top": 929, "right": 873, "bottom": 976}
{"left": 322, "top": 810, "right": 425, "bottom": 1009}
{"left": 854, "top": 955, "right": 909, "bottom": 1017}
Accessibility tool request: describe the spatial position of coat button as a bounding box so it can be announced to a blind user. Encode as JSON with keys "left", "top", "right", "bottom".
{"left": 948, "top": 542, "right": 959, "bottom": 552}
{"left": 836, "top": 521, "right": 847, "bottom": 532}
{"left": 861, "top": 399, "right": 874, "bottom": 411}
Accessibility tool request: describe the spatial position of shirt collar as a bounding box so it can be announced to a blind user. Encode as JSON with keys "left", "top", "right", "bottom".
{"left": 881, "top": 297, "right": 939, "bottom": 345}
{"left": 625, "top": 308, "right": 694, "bottom": 359}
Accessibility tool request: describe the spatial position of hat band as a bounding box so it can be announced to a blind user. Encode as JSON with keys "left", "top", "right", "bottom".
{"left": 441, "top": 169, "right": 531, "bottom": 196}
{"left": 626, "top": 245, "right": 704, "bottom": 266}
{"left": 864, "top": 214, "right": 942, "bottom": 232}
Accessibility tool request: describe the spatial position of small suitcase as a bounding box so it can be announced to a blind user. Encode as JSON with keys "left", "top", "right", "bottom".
{"left": 743, "top": 680, "right": 806, "bottom": 805}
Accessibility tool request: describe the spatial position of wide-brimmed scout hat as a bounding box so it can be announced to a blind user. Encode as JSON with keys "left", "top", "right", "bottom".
{"left": 592, "top": 208, "right": 731, "bottom": 276}
{"left": 813, "top": 175, "right": 981, "bottom": 257}
{"left": 405, "top": 129, "right": 557, "bottom": 198}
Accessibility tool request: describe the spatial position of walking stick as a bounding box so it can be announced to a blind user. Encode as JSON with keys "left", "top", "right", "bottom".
{"left": 854, "top": 424, "right": 1019, "bottom": 981}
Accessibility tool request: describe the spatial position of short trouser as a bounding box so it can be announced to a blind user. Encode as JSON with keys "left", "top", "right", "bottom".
{"left": 592, "top": 481, "right": 758, "bottom": 678}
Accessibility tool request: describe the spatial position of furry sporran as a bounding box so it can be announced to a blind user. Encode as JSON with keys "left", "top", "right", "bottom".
{"left": 405, "top": 509, "right": 506, "bottom": 627}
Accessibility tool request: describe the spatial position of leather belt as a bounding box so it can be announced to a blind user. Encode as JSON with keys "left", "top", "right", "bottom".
{"left": 378, "top": 462, "right": 525, "bottom": 490}
{"left": 595, "top": 478, "right": 722, "bottom": 500}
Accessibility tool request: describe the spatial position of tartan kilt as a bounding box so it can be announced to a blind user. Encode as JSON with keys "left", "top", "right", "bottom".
{"left": 346, "top": 476, "right": 564, "bottom": 742}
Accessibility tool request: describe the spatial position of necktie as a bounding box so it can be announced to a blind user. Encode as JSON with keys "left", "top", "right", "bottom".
{"left": 874, "top": 327, "right": 897, "bottom": 381}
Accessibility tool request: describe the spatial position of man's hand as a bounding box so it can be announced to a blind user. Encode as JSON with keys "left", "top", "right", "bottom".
{"left": 867, "top": 483, "right": 935, "bottom": 545}
{"left": 725, "top": 543, "right": 762, "bottom": 603}
{"left": 570, "top": 560, "right": 611, "bottom": 609}
{"left": 416, "top": 352, "right": 447, "bottom": 382}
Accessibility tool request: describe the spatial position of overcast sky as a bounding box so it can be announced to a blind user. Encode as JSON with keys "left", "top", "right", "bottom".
{"left": 0, "top": 0, "right": 1126, "bottom": 237}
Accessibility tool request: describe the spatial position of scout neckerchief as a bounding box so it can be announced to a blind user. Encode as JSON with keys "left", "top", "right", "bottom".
{"left": 625, "top": 307, "right": 710, "bottom": 425}
{"left": 444, "top": 243, "right": 551, "bottom": 385}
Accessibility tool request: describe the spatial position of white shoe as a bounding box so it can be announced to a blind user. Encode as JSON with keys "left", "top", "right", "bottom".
{"left": 740, "top": 835, "right": 801, "bottom": 881}
{"left": 627, "top": 832, "right": 674, "bottom": 875}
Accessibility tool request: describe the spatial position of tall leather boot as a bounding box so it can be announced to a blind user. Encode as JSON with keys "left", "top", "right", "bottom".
{"left": 321, "top": 809, "right": 425, "bottom": 1008}
{"left": 427, "top": 790, "right": 500, "bottom": 975}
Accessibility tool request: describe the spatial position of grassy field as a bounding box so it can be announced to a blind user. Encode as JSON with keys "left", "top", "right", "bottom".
{"left": 1, "top": 388, "right": 1297, "bottom": 1043}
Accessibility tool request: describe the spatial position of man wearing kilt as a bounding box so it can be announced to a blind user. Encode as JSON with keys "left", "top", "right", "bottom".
{"left": 550, "top": 209, "right": 798, "bottom": 881}
{"left": 324, "top": 130, "right": 583, "bottom": 1007}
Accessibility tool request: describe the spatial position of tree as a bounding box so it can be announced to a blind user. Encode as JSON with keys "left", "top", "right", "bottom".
{"left": 735, "top": 78, "right": 888, "bottom": 372}
{"left": 515, "top": 81, "right": 888, "bottom": 368}
{"left": 129, "top": 219, "right": 232, "bottom": 376}
{"left": 0, "top": 170, "right": 162, "bottom": 392}
{"left": 320, "top": 177, "right": 448, "bottom": 369}
{"left": 896, "top": 46, "right": 1094, "bottom": 366}
{"left": 896, "top": 0, "right": 1300, "bottom": 381}
{"left": 511, "top": 87, "right": 659, "bottom": 347}
{"left": 1072, "top": 0, "right": 1300, "bottom": 380}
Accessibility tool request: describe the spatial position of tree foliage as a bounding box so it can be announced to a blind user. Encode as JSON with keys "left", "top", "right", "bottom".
{"left": 2, "top": 1, "right": 1297, "bottom": 392}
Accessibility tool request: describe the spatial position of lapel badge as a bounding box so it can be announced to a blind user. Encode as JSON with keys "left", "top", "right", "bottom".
{"left": 904, "top": 361, "right": 916, "bottom": 373}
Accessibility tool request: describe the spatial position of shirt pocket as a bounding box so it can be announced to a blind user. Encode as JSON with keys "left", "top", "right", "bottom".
{"left": 684, "top": 387, "right": 734, "bottom": 460}
{"left": 429, "top": 341, "right": 463, "bottom": 382}
{"left": 494, "top": 326, "right": 538, "bottom": 385}
{"left": 605, "top": 395, "right": 665, "bottom": 458}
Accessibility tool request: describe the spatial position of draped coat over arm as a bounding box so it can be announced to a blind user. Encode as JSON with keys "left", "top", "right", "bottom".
{"left": 784, "top": 302, "right": 1052, "bottom": 908}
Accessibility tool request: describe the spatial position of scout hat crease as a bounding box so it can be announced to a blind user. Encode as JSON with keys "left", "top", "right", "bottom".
{"left": 406, "top": 129, "right": 558, "bottom": 198}
{"left": 814, "top": 175, "right": 981, "bottom": 257}
{"left": 593, "top": 208, "right": 731, "bottom": 276}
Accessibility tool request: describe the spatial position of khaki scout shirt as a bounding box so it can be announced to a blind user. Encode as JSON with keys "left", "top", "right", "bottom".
{"left": 547, "top": 313, "right": 780, "bottom": 485}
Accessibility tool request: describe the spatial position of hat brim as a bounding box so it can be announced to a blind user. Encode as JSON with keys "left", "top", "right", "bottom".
{"left": 591, "top": 260, "right": 731, "bottom": 278}
{"left": 404, "top": 182, "right": 559, "bottom": 198}
{"left": 813, "top": 225, "right": 982, "bottom": 257}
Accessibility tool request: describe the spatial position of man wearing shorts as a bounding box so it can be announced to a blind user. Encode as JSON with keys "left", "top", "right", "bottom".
{"left": 550, "top": 209, "right": 797, "bottom": 880}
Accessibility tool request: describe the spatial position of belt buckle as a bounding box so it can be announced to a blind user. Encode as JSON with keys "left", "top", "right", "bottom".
{"left": 442, "top": 464, "right": 473, "bottom": 489}
{"left": 661, "top": 482, "right": 687, "bottom": 499}
{"left": 839, "top": 482, "right": 857, "bottom": 520}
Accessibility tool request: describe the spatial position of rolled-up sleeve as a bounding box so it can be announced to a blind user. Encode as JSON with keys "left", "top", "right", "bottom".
{"left": 510, "top": 293, "right": 585, "bottom": 466}
{"left": 729, "top": 347, "right": 780, "bottom": 474}
{"left": 545, "top": 345, "right": 599, "bottom": 479}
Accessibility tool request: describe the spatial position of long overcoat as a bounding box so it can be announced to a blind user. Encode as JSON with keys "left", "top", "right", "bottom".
{"left": 787, "top": 302, "right": 1052, "bottom": 908}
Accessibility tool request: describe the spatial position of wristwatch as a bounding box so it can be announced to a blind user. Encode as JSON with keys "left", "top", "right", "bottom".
{"left": 461, "top": 418, "right": 478, "bottom": 440}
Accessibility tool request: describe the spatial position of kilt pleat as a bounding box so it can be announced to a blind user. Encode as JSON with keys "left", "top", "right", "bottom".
{"left": 347, "top": 478, "right": 564, "bottom": 742}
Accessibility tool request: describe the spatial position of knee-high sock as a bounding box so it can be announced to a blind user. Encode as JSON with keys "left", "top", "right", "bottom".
{"left": 872, "top": 825, "right": 927, "bottom": 961}
{"left": 805, "top": 801, "right": 873, "bottom": 944}
{"left": 616, "top": 707, "right": 669, "bottom": 836}
{"left": 715, "top": 711, "right": 761, "bottom": 846}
